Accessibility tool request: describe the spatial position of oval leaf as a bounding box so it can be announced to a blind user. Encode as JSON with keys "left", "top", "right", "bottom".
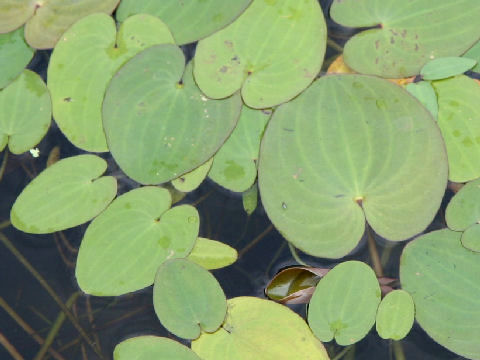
{"left": 11, "top": 155, "right": 116, "bottom": 234}
{"left": 375, "top": 289, "right": 414, "bottom": 340}
{"left": 191, "top": 296, "right": 329, "bottom": 360}
{"left": 0, "top": 69, "right": 51, "bottom": 154}
{"left": 48, "top": 13, "right": 174, "bottom": 152}
{"left": 405, "top": 81, "right": 438, "bottom": 120}
{"left": 242, "top": 182, "right": 258, "bottom": 216}
{"left": 103, "top": 44, "right": 242, "bottom": 185}
{"left": 461, "top": 225, "right": 480, "bottom": 252}
{"left": 153, "top": 258, "right": 227, "bottom": 340}
{"left": 187, "top": 237, "right": 237, "bottom": 270}
{"left": 76, "top": 187, "right": 199, "bottom": 296}
{"left": 446, "top": 177, "right": 480, "bottom": 231}
{"left": 308, "top": 261, "right": 381, "bottom": 345}
{"left": 421, "top": 57, "right": 477, "bottom": 80}
{"left": 400, "top": 229, "right": 480, "bottom": 359}
{"left": 194, "top": 0, "right": 326, "bottom": 108}
{"left": 258, "top": 74, "right": 448, "bottom": 258}
{"left": 114, "top": 336, "right": 201, "bottom": 360}
{"left": 0, "top": 27, "right": 34, "bottom": 89}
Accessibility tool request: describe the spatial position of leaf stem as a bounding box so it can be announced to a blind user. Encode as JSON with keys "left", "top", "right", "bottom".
{"left": 0, "top": 150, "right": 8, "bottom": 183}
{"left": 0, "top": 332, "right": 24, "bottom": 360}
{"left": 238, "top": 223, "right": 273, "bottom": 258}
{"left": 287, "top": 242, "right": 309, "bottom": 266}
{"left": 327, "top": 38, "right": 344, "bottom": 53}
{"left": 366, "top": 225, "right": 384, "bottom": 278}
{"left": 392, "top": 340, "right": 406, "bottom": 360}
{"left": 331, "top": 344, "right": 354, "bottom": 360}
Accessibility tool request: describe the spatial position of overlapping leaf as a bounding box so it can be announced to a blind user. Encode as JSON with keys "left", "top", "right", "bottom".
{"left": 114, "top": 336, "right": 201, "bottom": 360}
{"left": 405, "top": 81, "right": 438, "bottom": 120}
{"left": 0, "top": 27, "right": 34, "bottom": 89}
{"left": 421, "top": 57, "right": 477, "bottom": 80}
{"left": 375, "top": 290, "right": 414, "bottom": 340}
{"left": 187, "top": 238, "right": 237, "bottom": 270}
{"left": 463, "top": 40, "right": 480, "bottom": 73}
{"left": 172, "top": 158, "right": 213, "bottom": 193}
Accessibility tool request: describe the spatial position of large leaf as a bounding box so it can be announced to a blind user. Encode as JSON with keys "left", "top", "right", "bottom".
{"left": 400, "top": 229, "right": 480, "bottom": 360}
{"left": 191, "top": 297, "right": 329, "bottom": 360}
{"left": 116, "top": 0, "right": 251, "bottom": 45}
{"left": 76, "top": 187, "right": 199, "bottom": 296}
{"left": 194, "top": 0, "right": 326, "bottom": 108}
{"left": 103, "top": 44, "right": 242, "bottom": 185}
{"left": 258, "top": 74, "right": 447, "bottom": 258}
{"left": 375, "top": 289, "right": 414, "bottom": 340}
{"left": 0, "top": 0, "right": 119, "bottom": 49}
{"left": 153, "top": 258, "right": 227, "bottom": 339}
{"left": 48, "top": 13, "right": 174, "bottom": 152}
{"left": 0, "top": 27, "right": 34, "bottom": 89}
{"left": 331, "top": 0, "right": 480, "bottom": 78}
{"left": 432, "top": 75, "right": 480, "bottom": 182}
{"left": 308, "top": 261, "right": 381, "bottom": 345}
{"left": 113, "top": 336, "right": 201, "bottom": 360}
{"left": 0, "top": 70, "right": 51, "bottom": 154}
{"left": 11, "top": 155, "right": 116, "bottom": 234}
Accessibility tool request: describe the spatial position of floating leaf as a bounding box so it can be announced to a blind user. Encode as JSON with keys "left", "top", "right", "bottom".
{"left": 258, "top": 74, "right": 447, "bottom": 258}
{"left": 103, "top": 44, "right": 242, "bottom": 185}
{"left": 113, "top": 336, "right": 201, "bottom": 360}
{"left": 446, "top": 178, "right": 480, "bottom": 231}
{"left": 192, "top": 296, "right": 329, "bottom": 360}
{"left": 432, "top": 75, "right": 480, "bottom": 182}
{"left": 375, "top": 290, "right": 414, "bottom": 340}
{"left": 116, "top": 0, "right": 251, "bottom": 45}
{"left": 0, "top": 0, "right": 120, "bottom": 49}
{"left": 242, "top": 182, "right": 258, "bottom": 216}
{"left": 48, "top": 13, "right": 174, "bottom": 152}
{"left": 463, "top": 40, "right": 480, "bottom": 73}
{"left": 172, "top": 158, "right": 213, "bottom": 193}
{"left": 0, "top": 27, "right": 34, "bottom": 89}
{"left": 11, "top": 155, "right": 116, "bottom": 234}
{"left": 153, "top": 258, "right": 227, "bottom": 340}
{"left": 420, "top": 57, "right": 477, "bottom": 80}
{"left": 461, "top": 225, "right": 480, "bottom": 252}
{"left": 0, "top": 70, "right": 51, "bottom": 154}
{"left": 194, "top": 0, "right": 326, "bottom": 108}
{"left": 405, "top": 81, "right": 438, "bottom": 120}
{"left": 331, "top": 0, "right": 480, "bottom": 78}
{"left": 187, "top": 238, "right": 237, "bottom": 270}
{"left": 308, "top": 261, "right": 381, "bottom": 345}
{"left": 76, "top": 187, "right": 199, "bottom": 296}
{"left": 400, "top": 229, "right": 480, "bottom": 359}
{"left": 209, "top": 106, "right": 270, "bottom": 192}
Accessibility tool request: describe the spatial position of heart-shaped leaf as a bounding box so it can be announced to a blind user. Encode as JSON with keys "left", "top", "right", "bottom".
{"left": 187, "top": 238, "right": 237, "bottom": 270}
{"left": 113, "top": 336, "right": 201, "bottom": 360}
{"left": 11, "top": 155, "right": 116, "bottom": 234}
{"left": 0, "top": 69, "right": 51, "bottom": 154}
{"left": 48, "top": 13, "right": 174, "bottom": 152}
{"left": 0, "top": 27, "right": 34, "bottom": 89}
{"left": 258, "top": 74, "right": 448, "bottom": 258}
{"left": 331, "top": 0, "right": 480, "bottom": 78}
{"left": 421, "top": 57, "right": 477, "bottom": 80}
{"left": 375, "top": 289, "right": 414, "bottom": 340}
{"left": 153, "top": 258, "right": 227, "bottom": 339}
{"left": 103, "top": 44, "right": 242, "bottom": 185}
{"left": 194, "top": 0, "right": 326, "bottom": 108}
{"left": 116, "top": 0, "right": 252, "bottom": 45}
{"left": 76, "top": 187, "right": 199, "bottom": 296}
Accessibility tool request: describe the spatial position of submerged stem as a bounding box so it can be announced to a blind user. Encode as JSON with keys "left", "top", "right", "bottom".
{"left": 366, "top": 225, "right": 384, "bottom": 278}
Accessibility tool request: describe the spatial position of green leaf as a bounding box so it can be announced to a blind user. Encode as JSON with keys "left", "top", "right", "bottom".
{"left": 461, "top": 225, "right": 480, "bottom": 252}
{"left": 405, "top": 81, "right": 438, "bottom": 120}
{"left": 191, "top": 296, "right": 329, "bottom": 360}
{"left": 103, "top": 44, "right": 242, "bottom": 185}
{"left": 242, "top": 182, "right": 258, "bottom": 216}
{"left": 375, "top": 290, "right": 414, "bottom": 340}
{"left": 308, "top": 261, "right": 381, "bottom": 345}
{"left": 258, "top": 74, "right": 448, "bottom": 258}
{"left": 153, "top": 258, "right": 226, "bottom": 340}
{"left": 446, "top": 178, "right": 480, "bottom": 231}
{"left": 187, "top": 237, "right": 237, "bottom": 270}
{"left": 172, "top": 158, "right": 213, "bottom": 193}
{"left": 0, "top": 70, "right": 51, "bottom": 154}
{"left": 463, "top": 40, "right": 480, "bottom": 73}
{"left": 432, "top": 75, "right": 480, "bottom": 182}
{"left": 116, "top": 0, "right": 251, "bottom": 45}
{"left": 194, "top": 0, "right": 326, "bottom": 108}
{"left": 47, "top": 13, "right": 174, "bottom": 152}
{"left": 420, "top": 57, "right": 477, "bottom": 80}
{"left": 331, "top": 0, "right": 480, "bottom": 78}
{"left": 209, "top": 106, "right": 270, "bottom": 192}
{"left": 0, "top": 27, "right": 34, "bottom": 89}
{"left": 76, "top": 187, "right": 199, "bottom": 296}
{"left": 400, "top": 229, "right": 480, "bottom": 359}
{"left": 11, "top": 155, "right": 116, "bottom": 234}
{"left": 113, "top": 336, "right": 201, "bottom": 360}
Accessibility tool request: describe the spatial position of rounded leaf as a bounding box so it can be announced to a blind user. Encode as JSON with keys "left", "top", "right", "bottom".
{"left": 258, "top": 74, "right": 448, "bottom": 258}
{"left": 0, "top": 27, "right": 34, "bottom": 89}
{"left": 172, "top": 158, "right": 213, "bottom": 193}
{"left": 0, "top": 70, "right": 51, "bottom": 154}
{"left": 192, "top": 296, "right": 329, "bottom": 360}
{"left": 375, "top": 290, "right": 415, "bottom": 340}
{"left": 114, "top": 336, "right": 201, "bottom": 360}
{"left": 400, "top": 229, "right": 480, "bottom": 359}
{"left": 153, "top": 258, "right": 227, "bottom": 340}
{"left": 461, "top": 225, "right": 480, "bottom": 252}
{"left": 420, "top": 57, "right": 477, "bottom": 80}
{"left": 446, "top": 177, "right": 480, "bottom": 231}
{"left": 187, "top": 237, "right": 237, "bottom": 270}
{"left": 76, "top": 187, "right": 199, "bottom": 296}
{"left": 103, "top": 44, "right": 242, "bottom": 185}
{"left": 308, "top": 261, "right": 381, "bottom": 345}
{"left": 11, "top": 155, "right": 117, "bottom": 234}
{"left": 194, "top": 0, "right": 326, "bottom": 108}
{"left": 48, "top": 13, "right": 174, "bottom": 152}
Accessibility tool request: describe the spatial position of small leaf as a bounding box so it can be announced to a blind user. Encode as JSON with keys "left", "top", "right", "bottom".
{"left": 242, "top": 182, "right": 258, "bottom": 216}
{"left": 0, "top": 27, "right": 34, "bottom": 89}
{"left": 172, "top": 158, "right": 213, "bottom": 193}
{"left": 375, "top": 290, "right": 415, "bottom": 340}
{"left": 463, "top": 40, "right": 480, "bottom": 73}
{"left": 153, "top": 258, "right": 227, "bottom": 340}
{"left": 406, "top": 81, "right": 438, "bottom": 120}
{"left": 461, "top": 225, "right": 480, "bottom": 252}
{"left": 308, "top": 261, "right": 381, "bottom": 345}
{"left": 187, "top": 237, "right": 237, "bottom": 270}
{"left": 421, "top": 57, "right": 477, "bottom": 80}
{"left": 446, "top": 177, "right": 480, "bottom": 231}
{"left": 113, "top": 336, "right": 201, "bottom": 360}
